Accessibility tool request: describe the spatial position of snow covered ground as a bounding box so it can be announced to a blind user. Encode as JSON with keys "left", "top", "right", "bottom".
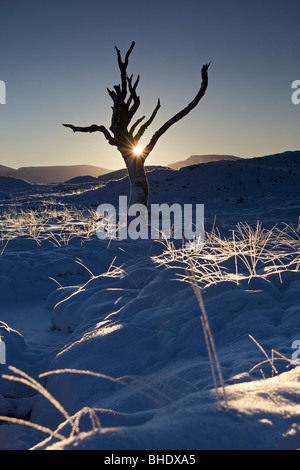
{"left": 0, "top": 151, "right": 300, "bottom": 450}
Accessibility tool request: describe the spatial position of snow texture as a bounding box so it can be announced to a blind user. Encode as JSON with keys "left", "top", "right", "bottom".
{"left": 0, "top": 151, "right": 300, "bottom": 450}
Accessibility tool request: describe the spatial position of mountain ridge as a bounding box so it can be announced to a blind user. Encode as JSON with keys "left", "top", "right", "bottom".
{"left": 0, "top": 164, "right": 111, "bottom": 184}
{"left": 1, "top": 151, "right": 299, "bottom": 185}
{"left": 167, "top": 154, "right": 241, "bottom": 169}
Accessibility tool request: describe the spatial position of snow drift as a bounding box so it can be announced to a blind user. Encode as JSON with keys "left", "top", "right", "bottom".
{"left": 0, "top": 151, "right": 300, "bottom": 450}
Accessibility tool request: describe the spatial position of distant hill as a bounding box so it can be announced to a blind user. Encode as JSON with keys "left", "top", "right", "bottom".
{"left": 66, "top": 165, "right": 170, "bottom": 184}
{"left": 62, "top": 150, "right": 300, "bottom": 215}
{"left": 0, "top": 165, "right": 111, "bottom": 183}
{"left": 0, "top": 176, "right": 32, "bottom": 192}
{"left": 168, "top": 154, "right": 241, "bottom": 169}
{"left": 235, "top": 150, "right": 300, "bottom": 172}
{"left": 0, "top": 164, "right": 15, "bottom": 174}
{"left": 66, "top": 168, "right": 128, "bottom": 184}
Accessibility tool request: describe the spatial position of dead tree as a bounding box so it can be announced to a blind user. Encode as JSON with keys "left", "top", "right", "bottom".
{"left": 63, "top": 42, "right": 210, "bottom": 207}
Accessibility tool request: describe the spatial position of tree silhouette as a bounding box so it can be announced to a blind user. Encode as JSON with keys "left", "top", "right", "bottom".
{"left": 63, "top": 42, "right": 210, "bottom": 207}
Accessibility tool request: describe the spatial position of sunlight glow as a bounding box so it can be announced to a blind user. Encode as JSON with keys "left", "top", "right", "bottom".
{"left": 133, "top": 145, "right": 142, "bottom": 155}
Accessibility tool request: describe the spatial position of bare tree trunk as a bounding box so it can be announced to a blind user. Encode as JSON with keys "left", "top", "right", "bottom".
{"left": 123, "top": 152, "right": 148, "bottom": 207}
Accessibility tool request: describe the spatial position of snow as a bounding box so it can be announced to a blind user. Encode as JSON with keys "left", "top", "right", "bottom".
{"left": 0, "top": 151, "right": 300, "bottom": 450}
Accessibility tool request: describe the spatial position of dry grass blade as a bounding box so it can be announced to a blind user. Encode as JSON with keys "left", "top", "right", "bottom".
{"left": 2, "top": 366, "right": 79, "bottom": 435}
{"left": 248, "top": 335, "right": 278, "bottom": 376}
{"left": 249, "top": 337, "right": 295, "bottom": 377}
{"left": 0, "top": 415, "right": 65, "bottom": 440}
{"left": 187, "top": 262, "right": 228, "bottom": 409}
{"left": 39, "top": 368, "right": 197, "bottom": 415}
{"left": 39, "top": 368, "right": 168, "bottom": 408}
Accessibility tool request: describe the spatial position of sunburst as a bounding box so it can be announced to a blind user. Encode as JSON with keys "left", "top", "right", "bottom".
{"left": 133, "top": 145, "right": 142, "bottom": 155}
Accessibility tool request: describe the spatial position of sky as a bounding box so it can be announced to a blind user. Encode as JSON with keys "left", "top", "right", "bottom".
{"left": 0, "top": 0, "right": 299, "bottom": 171}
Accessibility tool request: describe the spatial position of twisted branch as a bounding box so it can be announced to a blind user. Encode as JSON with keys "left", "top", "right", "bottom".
{"left": 63, "top": 43, "right": 210, "bottom": 166}
{"left": 126, "top": 74, "right": 140, "bottom": 123}
{"left": 62, "top": 124, "right": 117, "bottom": 146}
{"left": 129, "top": 115, "right": 145, "bottom": 137}
{"left": 134, "top": 98, "right": 161, "bottom": 142}
{"left": 115, "top": 41, "right": 135, "bottom": 98}
{"left": 142, "top": 62, "right": 211, "bottom": 159}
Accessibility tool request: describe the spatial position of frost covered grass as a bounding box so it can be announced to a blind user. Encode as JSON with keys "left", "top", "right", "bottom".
{"left": 0, "top": 364, "right": 206, "bottom": 449}
{"left": 152, "top": 220, "right": 300, "bottom": 287}
{"left": 248, "top": 335, "right": 295, "bottom": 379}
{"left": 0, "top": 204, "right": 99, "bottom": 251}
{"left": 0, "top": 366, "right": 111, "bottom": 447}
{"left": 0, "top": 194, "right": 300, "bottom": 448}
{"left": 184, "top": 262, "right": 228, "bottom": 409}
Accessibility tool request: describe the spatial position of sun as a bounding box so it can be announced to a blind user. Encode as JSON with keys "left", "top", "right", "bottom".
{"left": 133, "top": 145, "right": 142, "bottom": 155}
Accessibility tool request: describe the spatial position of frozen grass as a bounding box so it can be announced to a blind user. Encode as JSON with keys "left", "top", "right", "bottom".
{"left": 248, "top": 335, "right": 295, "bottom": 378}
{"left": 151, "top": 221, "right": 300, "bottom": 403}
{"left": 0, "top": 366, "right": 77, "bottom": 443}
{"left": 0, "top": 205, "right": 99, "bottom": 251}
{"left": 152, "top": 221, "right": 300, "bottom": 288}
{"left": 2, "top": 205, "right": 299, "bottom": 280}
{"left": 0, "top": 205, "right": 299, "bottom": 448}
{"left": 0, "top": 365, "right": 205, "bottom": 449}
{"left": 187, "top": 262, "right": 228, "bottom": 409}
{"left": 0, "top": 343, "right": 295, "bottom": 449}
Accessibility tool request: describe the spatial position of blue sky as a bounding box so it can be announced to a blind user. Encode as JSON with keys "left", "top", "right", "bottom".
{"left": 0, "top": 0, "right": 299, "bottom": 171}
